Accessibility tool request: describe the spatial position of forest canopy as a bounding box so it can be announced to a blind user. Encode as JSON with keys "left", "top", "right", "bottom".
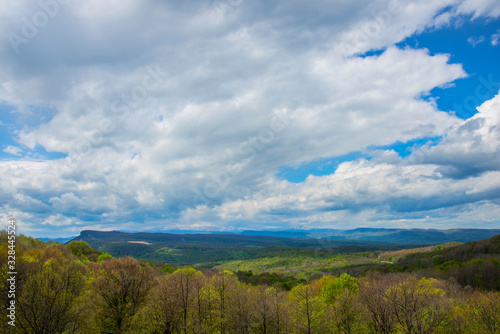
{"left": 1, "top": 231, "right": 499, "bottom": 333}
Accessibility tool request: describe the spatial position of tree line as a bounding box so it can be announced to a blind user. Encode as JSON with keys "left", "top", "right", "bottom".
{"left": 0, "top": 233, "right": 499, "bottom": 333}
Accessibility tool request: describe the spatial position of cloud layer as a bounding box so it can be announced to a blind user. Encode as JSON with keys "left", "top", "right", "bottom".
{"left": 0, "top": 0, "right": 499, "bottom": 236}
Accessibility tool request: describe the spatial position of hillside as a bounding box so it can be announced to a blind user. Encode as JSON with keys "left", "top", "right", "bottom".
{"left": 71, "top": 230, "right": 404, "bottom": 265}
{"left": 69, "top": 229, "right": 500, "bottom": 269}
{"left": 217, "top": 234, "right": 500, "bottom": 290}
{"left": 390, "top": 234, "right": 500, "bottom": 290}
{"left": 216, "top": 242, "right": 466, "bottom": 280}
{"left": 243, "top": 228, "right": 500, "bottom": 244}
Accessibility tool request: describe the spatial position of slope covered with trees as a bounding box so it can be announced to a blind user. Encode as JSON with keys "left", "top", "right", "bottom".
{"left": 70, "top": 230, "right": 406, "bottom": 266}
{"left": 378, "top": 234, "right": 500, "bottom": 291}
{"left": 1, "top": 231, "right": 499, "bottom": 333}
{"left": 70, "top": 229, "right": 500, "bottom": 266}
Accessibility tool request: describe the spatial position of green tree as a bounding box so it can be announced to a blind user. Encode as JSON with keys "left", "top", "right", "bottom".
{"left": 322, "top": 273, "right": 359, "bottom": 304}
{"left": 97, "top": 252, "right": 113, "bottom": 262}
{"left": 470, "top": 291, "right": 500, "bottom": 333}
{"left": 67, "top": 240, "right": 93, "bottom": 256}
{"left": 228, "top": 282, "right": 254, "bottom": 334}
{"left": 288, "top": 283, "right": 326, "bottom": 334}
{"left": 322, "top": 274, "right": 360, "bottom": 334}
{"left": 10, "top": 248, "right": 87, "bottom": 333}
{"left": 162, "top": 263, "right": 175, "bottom": 273}
{"left": 201, "top": 271, "right": 239, "bottom": 334}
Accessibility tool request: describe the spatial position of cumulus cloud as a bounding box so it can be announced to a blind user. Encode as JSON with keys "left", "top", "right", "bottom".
{"left": 179, "top": 93, "right": 500, "bottom": 230}
{"left": 0, "top": 0, "right": 499, "bottom": 236}
{"left": 415, "top": 92, "right": 500, "bottom": 178}
{"left": 455, "top": 0, "right": 500, "bottom": 19}
{"left": 185, "top": 91, "right": 500, "bottom": 229}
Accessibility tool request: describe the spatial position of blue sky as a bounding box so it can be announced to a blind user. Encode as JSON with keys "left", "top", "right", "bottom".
{"left": 278, "top": 16, "right": 500, "bottom": 184}
{"left": 1, "top": 0, "right": 500, "bottom": 237}
{"left": 403, "top": 16, "right": 500, "bottom": 117}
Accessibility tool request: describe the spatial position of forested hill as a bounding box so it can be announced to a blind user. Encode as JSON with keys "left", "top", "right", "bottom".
{"left": 70, "top": 230, "right": 397, "bottom": 265}
{"left": 72, "top": 230, "right": 321, "bottom": 247}
{"left": 72, "top": 228, "right": 500, "bottom": 246}
{"left": 69, "top": 229, "right": 500, "bottom": 266}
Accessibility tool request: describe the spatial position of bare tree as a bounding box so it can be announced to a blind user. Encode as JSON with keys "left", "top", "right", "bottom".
{"left": 358, "top": 273, "right": 398, "bottom": 334}
{"left": 251, "top": 286, "right": 292, "bottom": 334}
{"left": 329, "top": 289, "right": 362, "bottom": 334}
{"left": 137, "top": 275, "right": 183, "bottom": 334}
{"left": 384, "top": 275, "right": 448, "bottom": 334}
{"left": 169, "top": 267, "right": 203, "bottom": 334}
{"left": 92, "top": 257, "right": 156, "bottom": 333}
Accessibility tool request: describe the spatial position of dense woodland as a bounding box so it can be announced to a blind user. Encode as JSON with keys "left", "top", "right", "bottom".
{"left": 1, "top": 231, "right": 500, "bottom": 334}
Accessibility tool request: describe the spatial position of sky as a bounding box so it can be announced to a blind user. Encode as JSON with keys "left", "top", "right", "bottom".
{"left": 0, "top": 0, "right": 500, "bottom": 238}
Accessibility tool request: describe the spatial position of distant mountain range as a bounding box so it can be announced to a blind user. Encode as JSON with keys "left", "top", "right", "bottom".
{"left": 67, "top": 228, "right": 500, "bottom": 265}
{"left": 39, "top": 236, "right": 77, "bottom": 243}
{"left": 240, "top": 228, "right": 500, "bottom": 244}
{"left": 70, "top": 228, "right": 500, "bottom": 246}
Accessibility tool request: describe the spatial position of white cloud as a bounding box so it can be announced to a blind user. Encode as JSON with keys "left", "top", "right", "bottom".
{"left": 42, "top": 214, "right": 76, "bottom": 227}
{"left": 180, "top": 93, "right": 500, "bottom": 230}
{"left": 0, "top": 0, "right": 498, "bottom": 236}
{"left": 336, "top": 0, "right": 459, "bottom": 56}
{"left": 416, "top": 92, "right": 500, "bottom": 178}
{"left": 3, "top": 145, "right": 22, "bottom": 156}
{"left": 49, "top": 192, "right": 87, "bottom": 213}
{"left": 492, "top": 30, "right": 500, "bottom": 46}
{"left": 467, "top": 35, "right": 485, "bottom": 47}
{"left": 456, "top": 0, "right": 500, "bottom": 19}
